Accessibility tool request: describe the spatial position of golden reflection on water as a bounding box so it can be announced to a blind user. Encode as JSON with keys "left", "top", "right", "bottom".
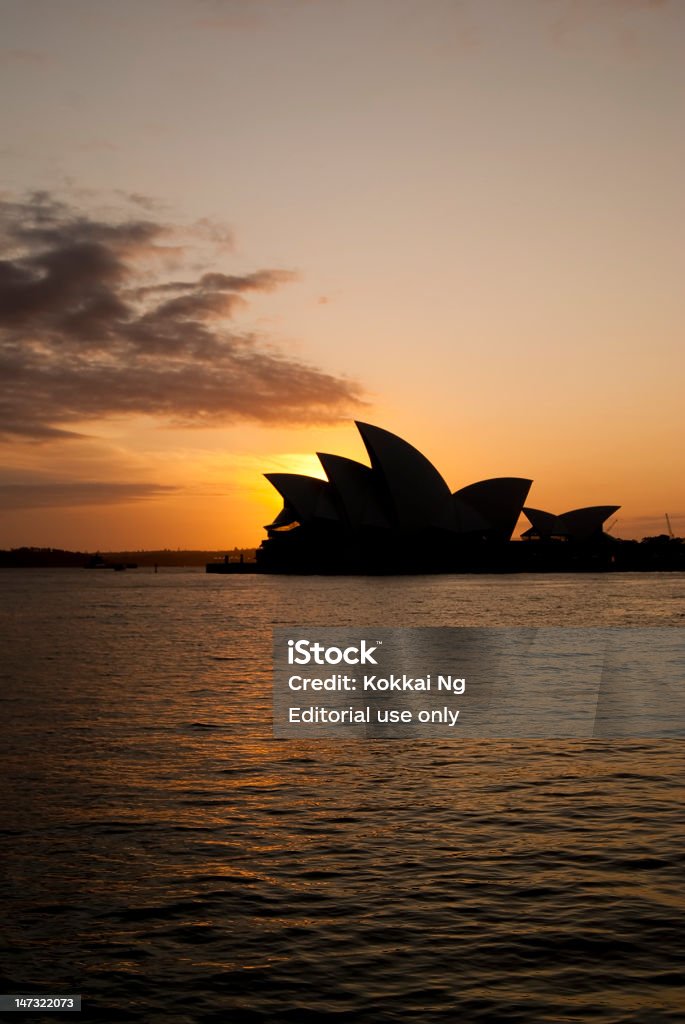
{"left": 1, "top": 571, "right": 684, "bottom": 1021}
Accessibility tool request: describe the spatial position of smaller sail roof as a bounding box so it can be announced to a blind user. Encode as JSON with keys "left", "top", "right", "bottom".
{"left": 520, "top": 507, "right": 558, "bottom": 537}
{"left": 454, "top": 477, "right": 532, "bottom": 540}
{"left": 522, "top": 505, "right": 620, "bottom": 539}
{"left": 265, "top": 473, "right": 340, "bottom": 525}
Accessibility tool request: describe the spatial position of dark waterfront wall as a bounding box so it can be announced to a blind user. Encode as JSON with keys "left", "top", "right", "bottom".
{"left": 255, "top": 530, "right": 685, "bottom": 575}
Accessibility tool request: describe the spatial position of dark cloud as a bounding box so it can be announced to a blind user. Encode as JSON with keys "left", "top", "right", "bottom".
{"left": 0, "top": 482, "right": 177, "bottom": 510}
{"left": 118, "top": 191, "right": 165, "bottom": 212}
{"left": 0, "top": 193, "right": 363, "bottom": 440}
{"left": 133, "top": 269, "right": 296, "bottom": 300}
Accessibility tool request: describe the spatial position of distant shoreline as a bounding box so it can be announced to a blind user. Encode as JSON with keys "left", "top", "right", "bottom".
{"left": 2, "top": 538, "right": 683, "bottom": 573}
{"left": 0, "top": 548, "right": 257, "bottom": 568}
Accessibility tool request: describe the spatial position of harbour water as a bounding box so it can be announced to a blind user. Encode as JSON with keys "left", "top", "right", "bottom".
{"left": 1, "top": 570, "right": 684, "bottom": 1022}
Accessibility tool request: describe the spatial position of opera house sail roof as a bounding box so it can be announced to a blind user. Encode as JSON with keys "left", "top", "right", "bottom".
{"left": 355, "top": 421, "right": 455, "bottom": 531}
{"left": 258, "top": 422, "right": 549, "bottom": 572}
{"left": 255, "top": 422, "right": 621, "bottom": 572}
{"left": 256, "top": 420, "right": 628, "bottom": 572}
{"left": 521, "top": 506, "right": 620, "bottom": 541}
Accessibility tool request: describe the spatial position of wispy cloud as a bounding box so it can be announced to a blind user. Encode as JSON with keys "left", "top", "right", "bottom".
{"left": 0, "top": 192, "right": 364, "bottom": 441}
{"left": 0, "top": 481, "right": 178, "bottom": 510}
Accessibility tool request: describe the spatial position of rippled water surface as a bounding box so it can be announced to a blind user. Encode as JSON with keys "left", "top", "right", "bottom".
{"left": 1, "top": 570, "right": 684, "bottom": 1022}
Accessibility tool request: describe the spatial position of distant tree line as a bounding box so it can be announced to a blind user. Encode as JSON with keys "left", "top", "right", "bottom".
{"left": 0, "top": 547, "right": 257, "bottom": 568}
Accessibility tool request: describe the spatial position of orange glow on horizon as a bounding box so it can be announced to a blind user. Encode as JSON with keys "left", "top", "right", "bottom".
{"left": 1, "top": 416, "right": 680, "bottom": 550}
{"left": 0, "top": 2, "right": 683, "bottom": 550}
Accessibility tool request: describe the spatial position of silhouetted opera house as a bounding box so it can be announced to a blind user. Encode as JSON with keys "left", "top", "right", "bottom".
{"left": 255, "top": 422, "right": 621, "bottom": 573}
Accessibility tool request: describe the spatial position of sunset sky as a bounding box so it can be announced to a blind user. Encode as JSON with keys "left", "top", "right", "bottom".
{"left": 1, "top": 0, "right": 683, "bottom": 549}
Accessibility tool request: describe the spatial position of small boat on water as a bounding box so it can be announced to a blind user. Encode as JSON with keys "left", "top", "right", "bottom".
{"left": 85, "top": 554, "right": 138, "bottom": 571}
